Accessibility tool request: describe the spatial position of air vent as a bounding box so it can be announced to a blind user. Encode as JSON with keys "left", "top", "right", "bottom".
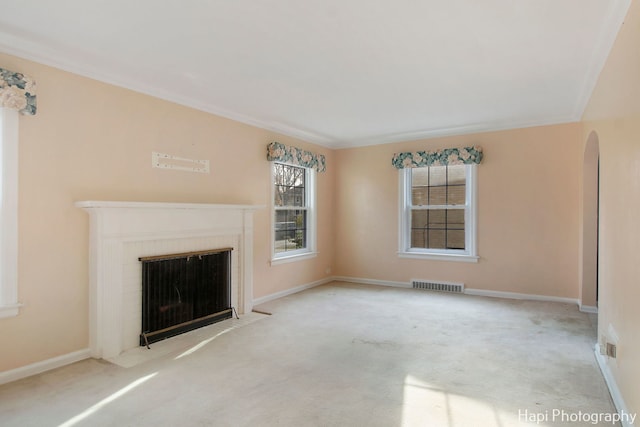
{"left": 411, "top": 280, "right": 464, "bottom": 294}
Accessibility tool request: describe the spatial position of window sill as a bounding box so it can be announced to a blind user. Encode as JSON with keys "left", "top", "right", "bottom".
{"left": 398, "top": 252, "right": 479, "bottom": 263}
{"left": 271, "top": 251, "right": 318, "bottom": 266}
{"left": 0, "top": 303, "right": 22, "bottom": 319}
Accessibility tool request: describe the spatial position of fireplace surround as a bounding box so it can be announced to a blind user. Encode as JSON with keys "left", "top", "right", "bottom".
{"left": 76, "top": 201, "right": 263, "bottom": 359}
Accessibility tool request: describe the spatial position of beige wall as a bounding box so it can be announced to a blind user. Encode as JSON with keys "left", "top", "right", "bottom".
{"left": 0, "top": 52, "right": 334, "bottom": 371}
{"left": 334, "top": 124, "right": 582, "bottom": 298}
{"left": 582, "top": 0, "right": 640, "bottom": 415}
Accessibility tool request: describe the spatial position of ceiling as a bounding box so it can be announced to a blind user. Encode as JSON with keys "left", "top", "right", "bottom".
{"left": 0, "top": 0, "right": 630, "bottom": 149}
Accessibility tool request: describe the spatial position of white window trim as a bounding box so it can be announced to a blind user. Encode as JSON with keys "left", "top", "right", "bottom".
{"left": 0, "top": 108, "right": 22, "bottom": 318}
{"left": 398, "top": 164, "right": 479, "bottom": 263}
{"left": 270, "top": 162, "right": 317, "bottom": 265}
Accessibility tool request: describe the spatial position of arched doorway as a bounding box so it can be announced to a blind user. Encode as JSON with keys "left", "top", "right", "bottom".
{"left": 581, "top": 131, "right": 599, "bottom": 311}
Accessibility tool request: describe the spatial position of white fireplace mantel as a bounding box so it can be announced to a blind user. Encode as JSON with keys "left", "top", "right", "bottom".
{"left": 76, "top": 201, "right": 264, "bottom": 359}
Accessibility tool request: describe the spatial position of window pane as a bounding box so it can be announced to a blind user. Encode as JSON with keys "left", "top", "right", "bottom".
{"left": 428, "top": 230, "right": 446, "bottom": 249}
{"left": 448, "top": 185, "right": 465, "bottom": 205}
{"left": 447, "top": 209, "right": 465, "bottom": 227}
{"left": 411, "top": 229, "right": 426, "bottom": 247}
{"left": 411, "top": 187, "right": 428, "bottom": 206}
{"left": 410, "top": 208, "right": 465, "bottom": 250}
{"left": 280, "top": 187, "right": 304, "bottom": 206}
{"left": 411, "top": 210, "right": 428, "bottom": 228}
{"left": 411, "top": 165, "right": 466, "bottom": 206}
{"left": 429, "top": 167, "right": 447, "bottom": 186}
{"left": 411, "top": 168, "right": 428, "bottom": 205}
{"left": 412, "top": 167, "right": 429, "bottom": 186}
{"left": 275, "top": 209, "right": 307, "bottom": 253}
{"left": 447, "top": 209, "right": 465, "bottom": 249}
{"left": 428, "top": 209, "right": 445, "bottom": 226}
{"left": 448, "top": 165, "right": 466, "bottom": 204}
{"left": 447, "top": 230, "right": 465, "bottom": 249}
{"left": 274, "top": 163, "right": 306, "bottom": 207}
{"left": 447, "top": 165, "right": 466, "bottom": 185}
{"left": 429, "top": 186, "right": 447, "bottom": 205}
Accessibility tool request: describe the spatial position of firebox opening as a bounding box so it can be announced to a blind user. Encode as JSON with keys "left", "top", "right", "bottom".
{"left": 139, "top": 248, "right": 233, "bottom": 346}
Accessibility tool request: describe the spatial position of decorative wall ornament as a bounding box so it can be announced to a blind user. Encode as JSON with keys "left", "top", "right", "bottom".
{"left": 152, "top": 151, "right": 210, "bottom": 174}
{"left": 392, "top": 146, "right": 483, "bottom": 169}
{"left": 0, "top": 67, "right": 37, "bottom": 115}
{"left": 267, "top": 141, "right": 326, "bottom": 173}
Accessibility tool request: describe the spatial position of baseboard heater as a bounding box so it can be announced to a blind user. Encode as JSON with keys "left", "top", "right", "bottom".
{"left": 412, "top": 279, "right": 464, "bottom": 294}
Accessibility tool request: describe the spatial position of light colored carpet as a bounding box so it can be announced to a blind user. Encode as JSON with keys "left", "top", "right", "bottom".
{"left": 0, "top": 282, "right": 616, "bottom": 426}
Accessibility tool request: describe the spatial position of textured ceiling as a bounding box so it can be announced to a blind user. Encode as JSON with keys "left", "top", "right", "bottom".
{"left": 0, "top": 0, "right": 630, "bottom": 148}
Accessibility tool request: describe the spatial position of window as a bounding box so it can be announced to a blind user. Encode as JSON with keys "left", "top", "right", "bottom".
{"left": 399, "top": 164, "right": 478, "bottom": 262}
{"left": 272, "top": 162, "right": 316, "bottom": 263}
{"left": 0, "top": 108, "right": 21, "bottom": 318}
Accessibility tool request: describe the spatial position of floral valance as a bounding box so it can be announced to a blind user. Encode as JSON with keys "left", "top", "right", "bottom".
{"left": 0, "top": 67, "right": 37, "bottom": 115}
{"left": 267, "top": 141, "right": 326, "bottom": 173}
{"left": 392, "top": 146, "right": 483, "bottom": 169}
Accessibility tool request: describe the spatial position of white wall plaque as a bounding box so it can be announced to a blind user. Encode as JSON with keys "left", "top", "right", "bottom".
{"left": 152, "top": 151, "right": 210, "bottom": 173}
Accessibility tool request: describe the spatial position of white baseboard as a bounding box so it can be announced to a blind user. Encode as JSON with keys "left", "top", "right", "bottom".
{"left": 594, "top": 344, "right": 636, "bottom": 427}
{"left": 580, "top": 304, "right": 598, "bottom": 314}
{"left": 332, "top": 276, "right": 411, "bottom": 289}
{"left": 464, "top": 288, "right": 579, "bottom": 305}
{"left": 252, "top": 277, "right": 333, "bottom": 306}
{"left": 333, "top": 276, "right": 580, "bottom": 306}
{"left": 0, "top": 348, "right": 91, "bottom": 386}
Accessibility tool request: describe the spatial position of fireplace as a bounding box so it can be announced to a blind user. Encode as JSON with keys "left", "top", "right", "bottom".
{"left": 140, "top": 248, "right": 233, "bottom": 346}
{"left": 76, "top": 201, "right": 263, "bottom": 359}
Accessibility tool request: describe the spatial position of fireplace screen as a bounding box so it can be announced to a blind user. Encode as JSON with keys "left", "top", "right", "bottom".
{"left": 139, "top": 248, "right": 233, "bottom": 346}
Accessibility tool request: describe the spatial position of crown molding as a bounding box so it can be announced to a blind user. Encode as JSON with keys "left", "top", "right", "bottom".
{"left": 0, "top": 31, "right": 338, "bottom": 147}
{"left": 573, "top": 0, "right": 632, "bottom": 120}
{"left": 331, "top": 115, "right": 581, "bottom": 149}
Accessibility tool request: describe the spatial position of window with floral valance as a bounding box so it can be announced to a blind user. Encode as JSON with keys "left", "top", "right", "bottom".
{"left": 266, "top": 142, "right": 323, "bottom": 264}
{"left": 0, "top": 66, "right": 36, "bottom": 318}
{"left": 266, "top": 141, "right": 326, "bottom": 173}
{"left": 394, "top": 146, "right": 483, "bottom": 262}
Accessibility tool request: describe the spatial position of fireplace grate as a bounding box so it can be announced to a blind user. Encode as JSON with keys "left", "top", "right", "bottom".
{"left": 139, "top": 248, "right": 233, "bottom": 346}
